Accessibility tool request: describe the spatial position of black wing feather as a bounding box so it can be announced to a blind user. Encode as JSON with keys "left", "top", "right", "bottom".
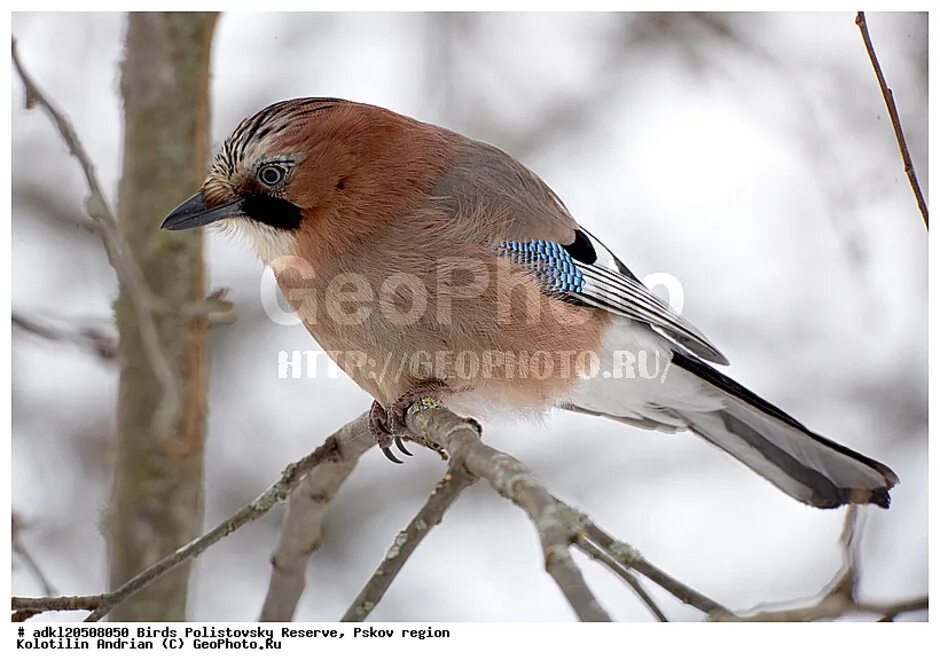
{"left": 570, "top": 227, "right": 728, "bottom": 365}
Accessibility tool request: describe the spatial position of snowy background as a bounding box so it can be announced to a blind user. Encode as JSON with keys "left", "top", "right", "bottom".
{"left": 11, "top": 12, "right": 927, "bottom": 621}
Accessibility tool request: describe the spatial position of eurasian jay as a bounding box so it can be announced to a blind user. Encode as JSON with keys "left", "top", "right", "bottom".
{"left": 163, "top": 98, "right": 897, "bottom": 509}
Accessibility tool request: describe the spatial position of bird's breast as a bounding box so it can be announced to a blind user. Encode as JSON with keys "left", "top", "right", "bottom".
{"left": 274, "top": 244, "right": 611, "bottom": 412}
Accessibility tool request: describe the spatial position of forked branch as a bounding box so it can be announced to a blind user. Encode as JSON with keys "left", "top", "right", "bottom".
{"left": 13, "top": 407, "right": 926, "bottom": 622}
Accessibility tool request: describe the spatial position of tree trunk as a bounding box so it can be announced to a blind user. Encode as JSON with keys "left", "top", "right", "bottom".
{"left": 105, "top": 11, "right": 218, "bottom": 621}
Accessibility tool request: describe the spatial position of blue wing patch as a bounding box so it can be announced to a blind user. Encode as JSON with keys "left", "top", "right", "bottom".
{"left": 498, "top": 240, "right": 585, "bottom": 294}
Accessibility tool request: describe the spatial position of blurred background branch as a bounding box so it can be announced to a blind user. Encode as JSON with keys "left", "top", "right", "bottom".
{"left": 11, "top": 38, "right": 182, "bottom": 438}
{"left": 11, "top": 513, "right": 56, "bottom": 599}
{"left": 716, "top": 508, "right": 928, "bottom": 621}
{"left": 855, "top": 12, "right": 928, "bottom": 229}
{"left": 12, "top": 312, "right": 117, "bottom": 361}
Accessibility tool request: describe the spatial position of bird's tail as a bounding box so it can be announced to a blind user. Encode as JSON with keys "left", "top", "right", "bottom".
{"left": 567, "top": 347, "right": 898, "bottom": 509}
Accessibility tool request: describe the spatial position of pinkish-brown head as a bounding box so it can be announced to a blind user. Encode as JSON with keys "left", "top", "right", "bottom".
{"left": 163, "top": 97, "right": 452, "bottom": 263}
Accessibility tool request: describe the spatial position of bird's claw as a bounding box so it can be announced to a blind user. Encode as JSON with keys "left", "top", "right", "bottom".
{"left": 369, "top": 400, "right": 403, "bottom": 464}
{"left": 394, "top": 436, "right": 413, "bottom": 457}
{"left": 381, "top": 444, "right": 404, "bottom": 464}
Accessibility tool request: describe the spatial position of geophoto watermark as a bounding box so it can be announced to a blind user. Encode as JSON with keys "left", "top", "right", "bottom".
{"left": 258, "top": 254, "right": 687, "bottom": 328}
{"left": 277, "top": 349, "right": 671, "bottom": 384}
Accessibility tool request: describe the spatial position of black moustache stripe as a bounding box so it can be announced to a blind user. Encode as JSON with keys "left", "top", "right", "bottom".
{"left": 241, "top": 194, "right": 302, "bottom": 230}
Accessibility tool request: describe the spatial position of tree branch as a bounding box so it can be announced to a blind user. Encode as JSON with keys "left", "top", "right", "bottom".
{"left": 276, "top": 403, "right": 728, "bottom": 621}
{"left": 11, "top": 37, "right": 182, "bottom": 437}
{"left": 855, "top": 12, "right": 928, "bottom": 229}
{"left": 718, "top": 592, "right": 928, "bottom": 622}
{"left": 341, "top": 464, "right": 477, "bottom": 622}
{"left": 12, "top": 595, "right": 104, "bottom": 622}
{"left": 12, "top": 407, "right": 924, "bottom": 622}
{"left": 259, "top": 419, "right": 376, "bottom": 621}
{"left": 11, "top": 514, "right": 56, "bottom": 598}
{"left": 578, "top": 519, "right": 730, "bottom": 617}
{"left": 573, "top": 532, "right": 668, "bottom": 621}
{"left": 374, "top": 403, "right": 734, "bottom": 621}
{"left": 12, "top": 312, "right": 117, "bottom": 360}
{"left": 404, "top": 404, "right": 612, "bottom": 621}
{"left": 714, "top": 507, "right": 927, "bottom": 621}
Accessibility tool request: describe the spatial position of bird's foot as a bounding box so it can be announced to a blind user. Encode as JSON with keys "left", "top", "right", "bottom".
{"left": 368, "top": 401, "right": 413, "bottom": 464}
{"left": 369, "top": 384, "right": 479, "bottom": 463}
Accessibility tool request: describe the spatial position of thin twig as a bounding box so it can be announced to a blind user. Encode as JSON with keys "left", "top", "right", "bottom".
{"left": 574, "top": 534, "right": 668, "bottom": 621}
{"left": 11, "top": 38, "right": 182, "bottom": 436}
{"left": 12, "top": 312, "right": 117, "bottom": 360}
{"left": 869, "top": 597, "right": 929, "bottom": 622}
{"left": 713, "top": 507, "right": 926, "bottom": 621}
{"left": 11, "top": 514, "right": 56, "bottom": 597}
{"left": 855, "top": 12, "right": 928, "bottom": 229}
{"left": 342, "top": 465, "right": 477, "bottom": 621}
{"left": 259, "top": 418, "right": 376, "bottom": 621}
{"left": 580, "top": 520, "right": 731, "bottom": 617}
{"left": 721, "top": 593, "right": 928, "bottom": 622}
{"left": 727, "top": 507, "right": 860, "bottom": 621}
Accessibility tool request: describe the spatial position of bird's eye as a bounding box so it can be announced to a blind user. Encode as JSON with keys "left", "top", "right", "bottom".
{"left": 258, "top": 164, "right": 288, "bottom": 188}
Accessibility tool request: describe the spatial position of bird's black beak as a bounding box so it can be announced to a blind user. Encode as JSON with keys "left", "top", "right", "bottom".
{"left": 162, "top": 192, "right": 245, "bottom": 231}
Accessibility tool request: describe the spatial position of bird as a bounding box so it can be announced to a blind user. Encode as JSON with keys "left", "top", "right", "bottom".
{"left": 163, "top": 97, "right": 898, "bottom": 509}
